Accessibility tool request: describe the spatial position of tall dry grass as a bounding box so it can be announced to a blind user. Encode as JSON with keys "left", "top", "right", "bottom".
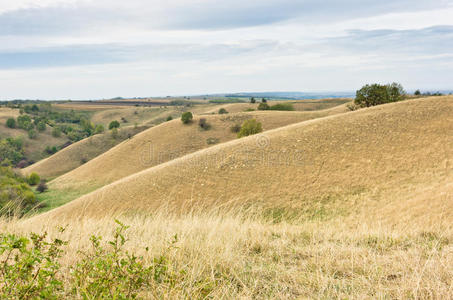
{"left": 3, "top": 205, "right": 453, "bottom": 299}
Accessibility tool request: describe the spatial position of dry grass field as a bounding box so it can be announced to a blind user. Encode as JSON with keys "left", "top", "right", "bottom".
{"left": 22, "top": 125, "right": 149, "bottom": 179}
{"left": 2, "top": 96, "right": 452, "bottom": 298}
{"left": 42, "top": 105, "right": 350, "bottom": 208}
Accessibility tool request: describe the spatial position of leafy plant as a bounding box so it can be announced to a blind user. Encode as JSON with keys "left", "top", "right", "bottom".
{"left": 218, "top": 108, "right": 228, "bottom": 114}
{"left": 181, "top": 112, "right": 193, "bottom": 124}
{"left": 109, "top": 120, "right": 120, "bottom": 130}
{"left": 6, "top": 118, "right": 16, "bottom": 129}
{"left": 27, "top": 173, "right": 40, "bottom": 186}
{"left": 237, "top": 119, "right": 263, "bottom": 138}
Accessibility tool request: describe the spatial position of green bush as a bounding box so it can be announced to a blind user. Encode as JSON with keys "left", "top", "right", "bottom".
{"left": 0, "top": 221, "right": 178, "bottom": 298}
{"left": 181, "top": 112, "right": 193, "bottom": 124}
{"left": 237, "top": 119, "right": 263, "bottom": 138}
{"left": 17, "top": 115, "right": 34, "bottom": 131}
{"left": 166, "top": 115, "right": 173, "bottom": 121}
{"left": 218, "top": 108, "right": 228, "bottom": 114}
{"left": 269, "top": 103, "right": 294, "bottom": 111}
{"left": 198, "top": 118, "right": 211, "bottom": 130}
{"left": 94, "top": 124, "right": 105, "bottom": 134}
{"left": 6, "top": 118, "right": 16, "bottom": 128}
{"left": 28, "top": 129, "right": 37, "bottom": 139}
{"left": 0, "top": 138, "right": 24, "bottom": 165}
{"left": 0, "top": 166, "right": 36, "bottom": 215}
{"left": 108, "top": 120, "right": 120, "bottom": 130}
{"left": 250, "top": 97, "right": 256, "bottom": 104}
{"left": 36, "top": 121, "right": 46, "bottom": 132}
{"left": 355, "top": 82, "right": 405, "bottom": 107}
{"left": 27, "top": 173, "right": 40, "bottom": 186}
{"left": 257, "top": 103, "right": 270, "bottom": 110}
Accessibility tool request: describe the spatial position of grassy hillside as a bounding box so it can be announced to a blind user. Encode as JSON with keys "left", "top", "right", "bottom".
{"left": 38, "top": 96, "right": 452, "bottom": 222}
{"left": 39, "top": 106, "right": 349, "bottom": 209}
{"left": 22, "top": 125, "right": 148, "bottom": 179}
{"left": 6, "top": 96, "right": 452, "bottom": 298}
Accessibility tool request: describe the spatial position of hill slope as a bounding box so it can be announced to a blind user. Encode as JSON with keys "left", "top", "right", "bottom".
{"left": 22, "top": 125, "right": 148, "bottom": 179}
{"left": 37, "top": 96, "right": 453, "bottom": 223}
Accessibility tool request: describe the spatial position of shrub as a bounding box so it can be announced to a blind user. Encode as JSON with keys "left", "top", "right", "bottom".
{"left": 250, "top": 97, "right": 256, "bottom": 103}
{"left": 6, "top": 118, "right": 15, "bottom": 128}
{"left": 258, "top": 103, "right": 270, "bottom": 110}
{"left": 230, "top": 124, "right": 241, "bottom": 133}
{"left": 206, "top": 137, "right": 220, "bottom": 145}
{"left": 269, "top": 103, "right": 294, "bottom": 111}
{"left": 244, "top": 108, "right": 255, "bottom": 112}
{"left": 218, "top": 108, "right": 228, "bottom": 114}
{"left": 355, "top": 82, "right": 405, "bottom": 107}
{"left": 181, "top": 112, "right": 193, "bottom": 124}
{"left": 27, "top": 129, "right": 37, "bottom": 139}
{"left": 346, "top": 103, "right": 360, "bottom": 111}
{"left": 237, "top": 119, "right": 263, "bottom": 138}
{"left": 198, "top": 118, "right": 211, "bottom": 130}
{"left": 108, "top": 120, "right": 120, "bottom": 130}
{"left": 36, "top": 181, "right": 48, "bottom": 193}
{"left": 94, "top": 124, "right": 105, "bottom": 134}
{"left": 166, "top": 115, "right": 173, "bottom": 121}
{"left": 17, "top": 115, "right": 34, "bottom": 131}
{"left": 27, "top": 172, "right": 40, "bottom": 186}
{"left": 45, "top": 146, "right": 58, "bottom": 155}
{"left": 36, "top": 121, "right": 46, "bottom": 132}
{"left": 261, "top": 98, "right": 267, "bottom": 103}
{"left": 414, "top": 90, "right": 421, "bottom": 96}
{"left": 111, "top": 128, "right": 119, "bottom": 139}
{"left": 52, "top": 127, "right": 62, "bottom": 137}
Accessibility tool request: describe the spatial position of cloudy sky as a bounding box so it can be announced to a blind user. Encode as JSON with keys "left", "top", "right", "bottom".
{"left": 1, "top": 0, "right": 453, "bottom": 99}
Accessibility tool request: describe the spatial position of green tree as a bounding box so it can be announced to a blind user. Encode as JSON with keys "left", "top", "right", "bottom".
{"left": 108, "top": 120, "right": 120, "bottom": 130}
{"left": 94, "top": 124, "right": 105, "bottom": 134}
{"left": 414, "top": 89, "right": 421, "bottom": 96}
{"left": 6, "top": 118, "right": 15, "bottom": 128}
{"left": 37, "top": 121, "right": 46, "bottom": 132}
{"left": 218, "top": 108, "right": 228, "bottom": 114}
{"left": 355, "top": 82, "right": 405, "bottom": 107}
{"left": 237, "top": 119, "right": 263, "bottom": 138}
{"left": 250, "top": 97, "right": 256, "bottom": 104}
{"left": 28, "top": 129, "right": 37, "bottom": 139}
{"left": 181, "top": 112, "right": 193, "bottom": 124}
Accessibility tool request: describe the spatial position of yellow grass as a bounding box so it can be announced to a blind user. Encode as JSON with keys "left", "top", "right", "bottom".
{"left": 2, "top": 96, "right": 452, "bottom": 298}
{"left": 46, "top": 107, "right": 349, "bottom": 202}
{"left": 22, "top": 125, "right": 148, "bottom": 179}
{"left": 37, "top": 96, "right": 452, "bottom": 223}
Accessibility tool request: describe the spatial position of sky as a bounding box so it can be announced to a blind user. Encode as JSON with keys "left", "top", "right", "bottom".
{"left": 0, "top": 0, "right": 453, "bottom": 99}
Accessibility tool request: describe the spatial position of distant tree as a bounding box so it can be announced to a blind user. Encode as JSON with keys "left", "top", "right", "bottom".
{"left": 181, "top": 112, "right": 193, "bottom": 124}
{"left": 109, "top": 120, "right": 120, "bottom": 130}
{"left": 37, "top": 121, "right": 46, "bottom": 132}
{"left": 6, "top": 118, "right": 16, "bottom": 128}
{"left": 237, "top": 119, "right": 263, "bottom": 138}
{"left": 28, "top": 129, "right": 37, "bottom": 139}
{"left": 218, "top": 108, "right": 228, "bottom": 114}
{"left": 355, "top": 82, "right": 405, "bottom": 107}
{"left": 36, "top": 181, "right": 48, "bottom": 193}
{"left": 261, "top": 98, "right": 267, "bottom": 103}
{"left": 258, "top": 103, "right": 270, "bottom": 110}
{"left": 250, "top": 97, "right": 256, "bottom": 104}
{"left": 414, "top": 90, "right": 421, "bottom": 96}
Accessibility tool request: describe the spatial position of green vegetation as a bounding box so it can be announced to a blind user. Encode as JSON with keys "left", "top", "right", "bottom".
{"left": 108, "top": 120, "right": 120, "bottom": 130}
{"left": 258, "top": 103, "right": 270, "bottom": 110}
{"left": 250, "top": 97, "right": 256, "bottom": 104}
{"left": 181, "top": 112, "right": 193, "bottom": 124}
{"left": 257, "top": 102, "right": 294, "bottom": 111}
{"left": 6, "top": 118, "right": 16, "bottom": 128}
{"left": 27, "top": 173, "right": 40, "bottom": 186}
{"left": 0, "top": 221, "right": 174, "bottom": 299}
{"left": 0, "top": 137, "right": 24, "bottom": 166}
{"left": 218, "top": 108, "right": 228, "bottom": 114}
{"left": 0, "top": 166, "right": 37, "bottom": 216}
{"left": 198, "top": 118, "right": 211, "bottom": 130}
{"left": 355, "top": 83, "right": 405, "bottom": 107}
{"left": 209, "top": 98, "right": 245, "bottom": 104}
{"left": 94, "top": 124, "right": 105, "bottom": 134}
{"left": 166, "top": 115, "right": 173, "bottom": 121}
{"left": 237, "top": 119, "right": 263, "bottom": 138}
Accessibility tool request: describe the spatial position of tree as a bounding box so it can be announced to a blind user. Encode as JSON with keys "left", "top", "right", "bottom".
{"left": 258, "top": 103, "right": 270, "bottom": 110}
{"left": 414, "top": 90, "right": 421, "bottom": 96}
{"left": 237, "top": 119, "right": 263, "bottom": 138}
{"left": 37, "top": 121, "right": 46, "bottom": 132}
{"left": 6, "top": 118, "right": 16, "bottom": 128}
{"left": 355, "top": 82, "right": 405, "bottom": 107}
{"left": 28, "top": 129, "right": 37, "bottom": 139}
{"left": 261, "top": 98, "right": 267, "bottom": 103}
{"left": 166, "top": 115, "right": 173, "bottom": 121}
{"left": 218, "top": 108, "right": 228, "bottom": 114}
{"left": 181, "top": 112, "right": 193, "bottom": 124}
{"left": 250, "top": 97, "right": 256, "bottom": 104}
{"left": 109, "top": 120, "right": 120, "bottom": 130}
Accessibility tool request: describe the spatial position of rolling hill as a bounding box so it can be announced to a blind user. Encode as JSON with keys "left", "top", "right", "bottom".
{"left": 35, "top": 96, "right": 453, "bottom": 224}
